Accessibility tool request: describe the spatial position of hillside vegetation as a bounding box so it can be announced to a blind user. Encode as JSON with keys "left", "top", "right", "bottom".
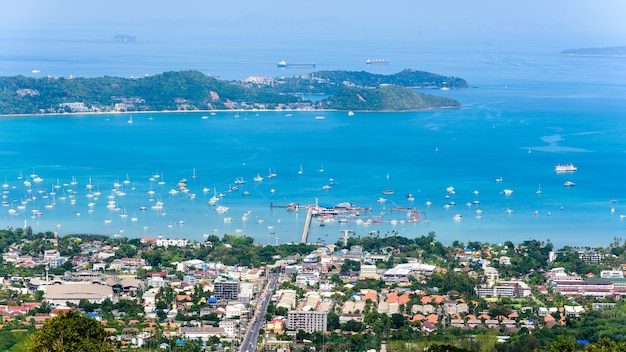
{"left": 321, "top": 85, "right": 461, "bottom": 111}
{"left": 0, "top": 69, "right": 464, "bottom": 114}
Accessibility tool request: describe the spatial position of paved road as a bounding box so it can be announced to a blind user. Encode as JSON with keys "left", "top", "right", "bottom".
{"left": 240, "top": 272, "right": 278, "bottom": 352}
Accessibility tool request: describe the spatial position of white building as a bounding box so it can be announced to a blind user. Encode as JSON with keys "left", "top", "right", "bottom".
{"left": 44, "top": 283, "right": 113, "bottom": 305}
{"left": 600, "top": 270, "right": 624, "bottom": 279}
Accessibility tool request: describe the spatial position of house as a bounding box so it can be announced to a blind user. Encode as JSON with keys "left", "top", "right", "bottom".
{"left": 267, "top": 318, "right": 285, "bottom": 334}
{"left": 178, "top": 327, "right": 225, "bottom": 341}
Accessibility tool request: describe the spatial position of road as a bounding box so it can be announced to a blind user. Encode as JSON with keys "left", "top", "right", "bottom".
{"left": 240, "top": 272, "right": 278, "bottom": 352}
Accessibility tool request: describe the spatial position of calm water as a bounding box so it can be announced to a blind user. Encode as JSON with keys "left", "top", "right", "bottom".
{"left": 1, "top": 34, "right": 626, "bottom": 248}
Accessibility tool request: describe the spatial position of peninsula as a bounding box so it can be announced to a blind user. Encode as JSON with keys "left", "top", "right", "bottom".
{"left": 560, "top": 45, "right": 626, "bottom": 57}
{"left": 0, "top": 69, "right": 464, "bottom": 115}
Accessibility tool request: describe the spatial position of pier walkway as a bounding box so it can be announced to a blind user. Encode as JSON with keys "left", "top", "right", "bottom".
{"left": 301, "top": 206, "right": 314, "bottom": 243}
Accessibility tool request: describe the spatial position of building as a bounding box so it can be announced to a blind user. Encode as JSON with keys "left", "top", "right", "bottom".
{"left": 286, "top": 311, "right": 327, "bottom": 332}
{"left": 359, "top": 264, "right": 379, "bottom": 280}
{"left": 476, "top": 283, "right": 519, "bottom": 298}
{"left": 44, "top": 283, "right": 113, "bottom": 305}
{"left": 156, "top": 238, "right": 189, "bottom": 247}
{"left": 483, "top": 267, "right": 500, "bottom": 286}
{"left": 578, "top": 250, "right": 603, "bottom": 264}
{"left": 213, "top": 277, "right": 240, "bottom": 301}
{"left": 600, "top": 270, "right": 624, "bottom": 279}
{"left": 382, "top": 262, "right": 436, "bottom": 282}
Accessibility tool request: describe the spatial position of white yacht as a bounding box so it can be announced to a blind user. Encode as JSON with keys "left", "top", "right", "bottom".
{"left": 554, "top": 163, "right": 577, "bottom": 172}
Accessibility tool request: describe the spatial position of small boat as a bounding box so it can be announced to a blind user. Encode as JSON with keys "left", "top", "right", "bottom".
{"left": 201, "top": 115, "right": 209, "bottom": 120}
{"left": 377, "top": 197, "right": 387, "bottom": 203}
{"left": 215, "top": 205, "right": 229, "bottom": 214}
{"left": 494, "top": 177, "right": 503, "bottom": 183}
{"left": 452, "top": 214, "right": 462, "bottom": 221}
{"left": 503, "top": 189, "right": 513, "bottom": 196}
{"left": 253, "top": 174, "right": 264, "bottom": 182}
{"left": 536, "top": 184, "right": 542, "bottom": 195}
{"left": 564, "top": 181, "right": 576, "bottom": 187}
{"left": 315, "top": 115, "right": 326, "bottom": 120}
{"left": 406, "top": 194, "right": 415, "bottom": 202}
{"left": 321, "top": 185, "right": 331, "bottom": 190}
{"left": 348, "top": 111, "right": 355, "bottom": 116}
{"left": 382, "top": 190, "right": 394, "bottom": 195}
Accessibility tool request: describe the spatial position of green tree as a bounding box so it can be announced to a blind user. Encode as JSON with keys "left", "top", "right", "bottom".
{"left": 28, "top": 311, "right": 119, "bottom": 352}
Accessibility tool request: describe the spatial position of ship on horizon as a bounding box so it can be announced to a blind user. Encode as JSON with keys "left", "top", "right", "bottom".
{"left": 365, "top": 58, "right": 389, "bottom": 65}
{"left": 277, "top": 60, "right": 316, "bottom": 68}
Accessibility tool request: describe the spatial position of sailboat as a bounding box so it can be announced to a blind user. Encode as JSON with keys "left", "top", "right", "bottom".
{"left": 191, "top": 168, "right": 197, "bottom": 179}
{"left": 297, "top": 164, "right": 303, "bottom": 175}
{"left": 208, "top": 188, "right": 220, "bottom": 205}
{"left": 536, "top": 184, "right": 542, "bottom": 195}
{"left": 127, "top": 115, "right": 133, "bottom": 124}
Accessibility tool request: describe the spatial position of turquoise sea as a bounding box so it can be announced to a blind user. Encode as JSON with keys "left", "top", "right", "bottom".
{"left": 1, "top": 35, "right": 626, "bottom": 248}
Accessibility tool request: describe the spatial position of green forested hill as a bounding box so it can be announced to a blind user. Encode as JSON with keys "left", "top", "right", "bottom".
{"left": 320, "top": 85, "right": 461, "bottom": 111}
{"left": 269, "top": 69, "right": 468, "bottom": 94}
{"left": 0, "top": 69, "right": 463, "bottom": 114}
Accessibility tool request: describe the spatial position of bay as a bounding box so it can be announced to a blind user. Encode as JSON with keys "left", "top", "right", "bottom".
{"left": 2, "top": 33, "right": 626, "bottom": 248}
{"left": 1, "top": 77, "right": 626, "bottom": 248}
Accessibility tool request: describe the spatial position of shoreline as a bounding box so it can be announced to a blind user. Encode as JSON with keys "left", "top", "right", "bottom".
{"left": 0, "top": 105, "right": 461, "bottom": 118}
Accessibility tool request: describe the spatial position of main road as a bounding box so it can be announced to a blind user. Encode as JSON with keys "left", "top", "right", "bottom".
{"left": 240, "top": 272, "right": 278, "bottom": 352}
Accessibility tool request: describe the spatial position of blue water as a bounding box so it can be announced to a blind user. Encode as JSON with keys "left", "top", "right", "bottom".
{"left": 1, "top": 34, "right": 626, "bottom": 248}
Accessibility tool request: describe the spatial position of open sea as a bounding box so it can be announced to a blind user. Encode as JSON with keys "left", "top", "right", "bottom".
{"left": 1, "top": 32, "right": 626, "bottom": 248}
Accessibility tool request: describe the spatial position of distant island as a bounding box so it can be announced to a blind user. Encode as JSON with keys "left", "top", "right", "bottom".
{"left": 113, "top": 34, "right": 136, "bottom": 42}
{"left": 0, "top": 69, "right": 465, "bottom": 115}
{"left": 560, "top": 45, "right": 626, "bottom": 57}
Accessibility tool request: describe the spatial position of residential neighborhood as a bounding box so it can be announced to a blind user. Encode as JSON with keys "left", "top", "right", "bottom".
{"left": 1, "top": 228, "right": 626, "bottom": 351}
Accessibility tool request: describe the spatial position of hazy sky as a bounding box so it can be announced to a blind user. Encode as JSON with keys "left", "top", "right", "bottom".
{"left": 3, "top": 0, "right": 625, "bottom": 46}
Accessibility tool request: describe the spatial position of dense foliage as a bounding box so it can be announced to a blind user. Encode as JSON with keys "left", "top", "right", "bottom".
{"left": 270, "top": 69, "right": 468, "bottom": 94}
{"left": 320, "top": 85, "right": 461, "bottom": 111}
{"left": 0, "top": 69, "right": 466, "bottom": 114}
{"left": 0, "top": 70, "right": 301, "bottom": 114}
{"left": 28, "top": 311, "right": 118, "bottom": 352}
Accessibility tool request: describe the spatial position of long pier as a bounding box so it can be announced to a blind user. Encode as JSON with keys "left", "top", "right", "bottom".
{"left": 301, "top": 206, "right": 314, "bottom": 243}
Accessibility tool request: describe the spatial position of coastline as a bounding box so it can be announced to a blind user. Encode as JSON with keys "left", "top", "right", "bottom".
{"left": 0, "top": 105, "right": 462, "bottom": 118}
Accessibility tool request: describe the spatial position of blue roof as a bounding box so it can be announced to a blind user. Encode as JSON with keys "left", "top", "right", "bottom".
{"left": 318, "top": 203, "right": 335, "bottom": 209}
{"left": 577, "top": 340, "right": 590, "bottom": 345}
{"left": 208, "top": 297, "right": 218, "bottom": 303}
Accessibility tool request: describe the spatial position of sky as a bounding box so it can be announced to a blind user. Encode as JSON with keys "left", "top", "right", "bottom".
{"left": 1, "top": 0, "right": 625, "bottom": 80}
{"left": 3, "top": 0, "right": 625, "bottom": 46}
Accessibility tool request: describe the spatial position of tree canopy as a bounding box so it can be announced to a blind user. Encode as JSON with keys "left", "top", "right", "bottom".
{"left": 28, "top": 311, "right": 118, "bottom": 352}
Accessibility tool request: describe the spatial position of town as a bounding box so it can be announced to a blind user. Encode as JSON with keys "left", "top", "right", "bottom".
{"left": 1, "top": 227, "right": 626, "bottom": 351}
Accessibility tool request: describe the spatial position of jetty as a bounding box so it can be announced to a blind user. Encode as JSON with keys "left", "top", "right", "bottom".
{"left": 301, "top": 206, "right": 314, "bottom": 243}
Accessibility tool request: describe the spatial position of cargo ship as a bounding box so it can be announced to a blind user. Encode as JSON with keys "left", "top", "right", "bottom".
{"left": 277, "top": 60, "right": 316, "bottom": 68}
{"left": 365, "top": 59, "right": 389, "bottom": 65}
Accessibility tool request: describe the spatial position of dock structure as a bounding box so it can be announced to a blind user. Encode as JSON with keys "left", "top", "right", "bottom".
{"left": 301, "top": 206, "right": 314, "bottom": 243}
